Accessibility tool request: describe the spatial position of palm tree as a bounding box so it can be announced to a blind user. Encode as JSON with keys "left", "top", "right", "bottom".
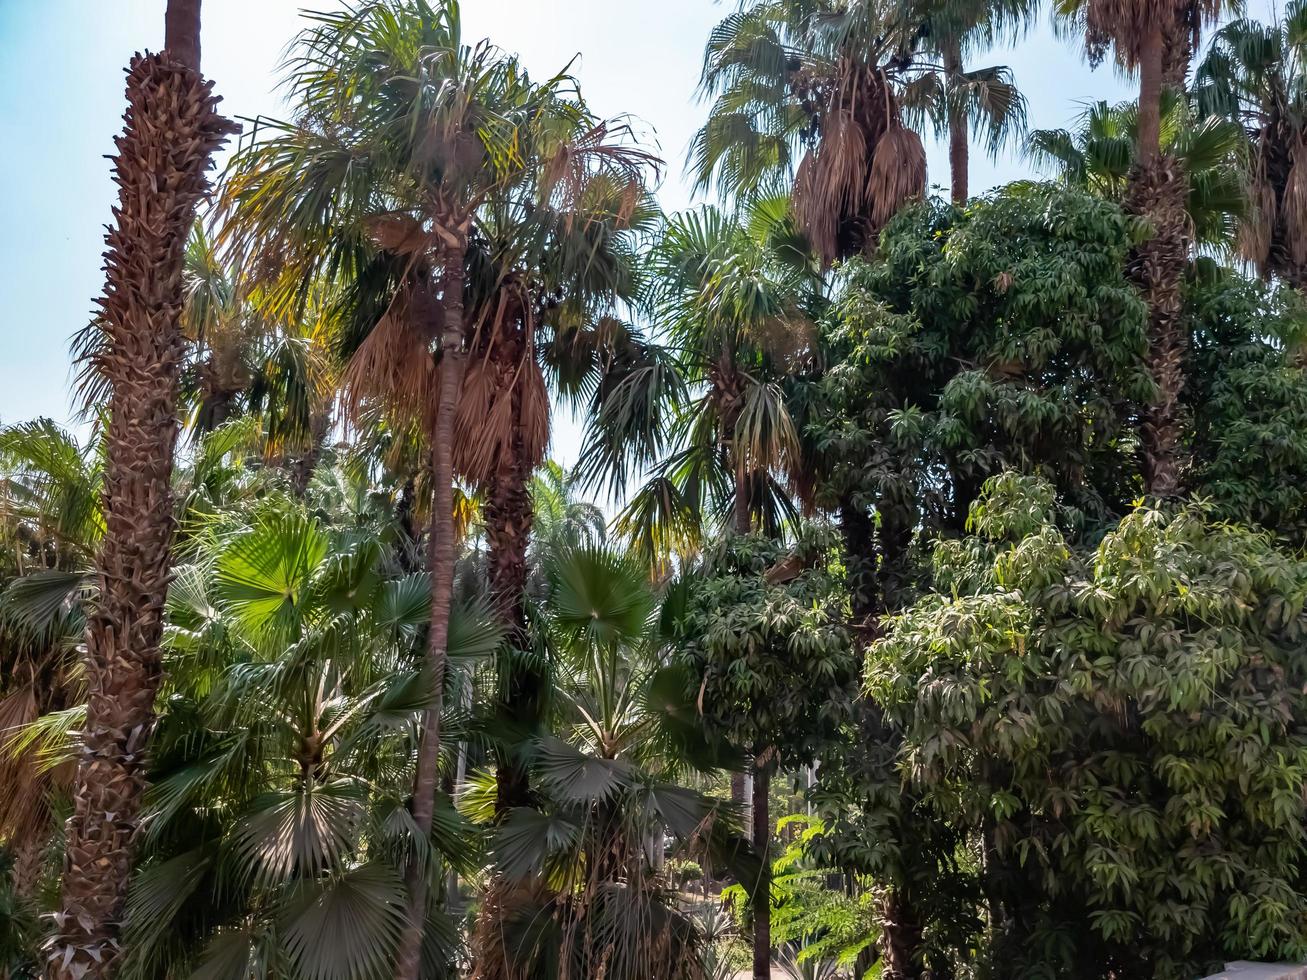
{"left": 89, "top": 487, "right": 505, "bottom": 980}
{"left": 219, "top": 2, "right": 646, "bottom": 971}
{"left": 459, "top": 149, "right": 656, "bottom": 812}
{"left": 46, "top": 1, "right": 235, "bottom": 975}
{"left": 1054, "top": 0, "right": 1228, "bottom": 496}
{"left": 0, "top": 421, "right": 102, "bottom": 911}
{"left": 581, "top": 202, "right": 817, "bottom": 564}
{"left": 1028, "top": 95, "right": 1247, "bottom": 254}
{"left": 466, "top": 546, "right": 751, "bottom": 980}
{"left": 896, "top": 0, "right": 1032, "bottom": 203}
{"left": 1196, "top": 2, "right": 1307, "bottom": 291}
{"left": 692, "top": 0, "right": 929, "bottom": 263}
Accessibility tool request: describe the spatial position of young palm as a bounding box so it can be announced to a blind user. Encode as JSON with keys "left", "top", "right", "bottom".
{"left": 1195, "top": 2, "right": 1307, "bottom": 291}
{"left": 109, "top": 493, "right": 502, "bottom": 980}
{"left": 0, "top": 422, "right": 103, "bottom": 911}
{"left": 692, "top": 0, "right": 929, "bottom": 263}
{"left": 47, "top": 1, "right": 236, "bottom": 974}
{"left": 467, "top": 547, "right": 750, "bottom": 980}
{"left": 1029, "top": 95, "right": 1247, "bottom": 254}
{"left": 1054, "top": 0, "right": 1228, "bottom": 496}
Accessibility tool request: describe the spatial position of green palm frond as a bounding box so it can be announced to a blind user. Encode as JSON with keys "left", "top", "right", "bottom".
{"left": 217, "top": 509, "right": 330, "bottom": 639}
{"left": 545, "top": 547, "right": 654, "bottom": 654}
{"left": 279, "top": 863, "right": 408, "bottom": 980}
{"left": 233, "top": 779, "right": 368, "bottom": 889}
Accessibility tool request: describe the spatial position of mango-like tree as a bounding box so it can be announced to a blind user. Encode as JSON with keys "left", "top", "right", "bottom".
{"left": 672, "top": 529, "right": 857, "bottom": 980}
{"left": 872, "top": 472, "right": 1307, "bottom": 975}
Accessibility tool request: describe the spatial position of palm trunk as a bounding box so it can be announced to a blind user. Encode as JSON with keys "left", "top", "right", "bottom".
{"left": 1130, "top": 23, "right": 1191, "bottom": 497}
{"left": 394, "top": 250, "right": 469, "bottom": 980}
{"left": 1137, "top": 26, "right": 1164, "bottom": 168}
{"left": 944, "top": 37, "right": 968, "bottom": 205}
{"left": 733, "top": 463, "right": 750, "bottom": 535}
{"left": 486, "top": 326, "right": 539, "bottom": 814}
{"left": 751, "top": 763, "right": 771, "bottom": 980}
{"left": 11, "top": 834, "right": 45, "bottom": 901}
{"left": 46, "top": 9, "right": 232, "bottom": 978}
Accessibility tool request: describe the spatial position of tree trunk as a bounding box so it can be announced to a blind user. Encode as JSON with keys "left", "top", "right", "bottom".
{"left": 734, "top": 462, "right": 750, "bottom": 535}
{"left": 751, "top": 764, "right": 772, "bottom": 980}
{"left": 485, "top": 323, "right": 539, "bottom": 815}
{"left": 1136, "top": 26, "right": 1164, "bottom": 168}
{"left": 944, "top": 37, "right": 968, "bottom": 205}
{"left": 46, "top": 9, "right": 232, "bottom": 978}
{"left": 11, "top": 833, "right": 45, "bottom": 901}
{"left": 163, "top": 0, "right": 200, "bottom": 70}
{"left": 1130, "top": 23, "right": 1191, "bottom": 498}
{"left": 880, "top": 889, "right": 924, "bottom": 979}
{"left": 394, "top": 248, "right": 469, "bottom": 980}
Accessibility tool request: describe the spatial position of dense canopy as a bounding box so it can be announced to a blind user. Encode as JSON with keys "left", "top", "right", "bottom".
{"left": 5, "top": 1, "right": 1307, "bottom": 980}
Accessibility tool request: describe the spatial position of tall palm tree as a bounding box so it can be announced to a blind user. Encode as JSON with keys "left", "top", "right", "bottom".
{"left": 46, "top": 2, "right": 235, "bottom": 976}
{"left": 1054, "top": 0, "right": 1227, "bottom": 496}
{"left": 1195, "top": 2, "right": 1307, "bottom": 291}
{"left": 897, "top": 0, "right": 1032, "bottom": 203}
{"left": 460, "top": 150, "right": 656, "bottom": 812}
{"left": 1028, "top": 95, "right": 1247, "bottom": 254}
{"left": 219, "top": 2, "right": 645, "bottom": 972}
{"left": 692, "top": 0, "right": 930, "bottom": 264}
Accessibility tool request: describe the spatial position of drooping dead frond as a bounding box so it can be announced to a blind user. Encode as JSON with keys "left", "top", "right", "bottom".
{"left": 541, "top": 120, "right": 663, "bottom": 230}
{"left": 1239, "top": 148, "right": 1277, "bottom": 271}
{"left": 452, "top": 295, "right": 550, "bottom": 487}
{"left": 364, "top": 214, "right": 440, "bottom": 258}
{"left": 868, "top": 123, "right": 927, "bottom": 231}
{"left": 340, "top": 286, "right": 439, "bottom": 435}
{"left": 1283, "top": 143, "right": 1307, "bottom": 269}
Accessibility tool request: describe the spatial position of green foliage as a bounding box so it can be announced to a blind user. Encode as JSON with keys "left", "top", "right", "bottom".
{"left": 1186, "top": 274, "right": 1307, "bottom": 546}
{"left": 801, "top": 182, "right": 1150, "bottom": 621}
{"left": 871, "top": 472, "right": 1307, "bottom": 977}
{"left": 673, "top": 527, "right": 858, "bottom": 768}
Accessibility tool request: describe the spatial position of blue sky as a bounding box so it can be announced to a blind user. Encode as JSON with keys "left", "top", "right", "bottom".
{"left": 0, "top": 0, "right": 1136, "bottom": 461}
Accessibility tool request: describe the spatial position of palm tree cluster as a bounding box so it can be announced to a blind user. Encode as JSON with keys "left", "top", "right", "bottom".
{"left": 6, "top": 0, "right": 1307, "bottom": 979}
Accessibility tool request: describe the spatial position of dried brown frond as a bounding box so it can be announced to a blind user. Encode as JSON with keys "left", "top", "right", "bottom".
{"left": 868, "top": 123, "right": 927, "bottom": 232}
{"left": 1239, "top": 152, "right": 1276, "bottom": 272}
{"left": 365, "top": 214, "right": 439, "bottom": 258}
{"left": 541, "top": 120, "right": 661, "bottom": 229}
{"left": 452, "top": 350, "right": 548, "bottom": 486}
{"left": 1084, "top": 0, "right": 1188, "bottom": 67}
{"left": 1282, "top": 145, "right": 1307, "bottom": 269}
{"left": 791, "top": 149, "right": 838, "bottom": 264}
{"left": 340, "top": 289, "right": 438, "bottom": 434}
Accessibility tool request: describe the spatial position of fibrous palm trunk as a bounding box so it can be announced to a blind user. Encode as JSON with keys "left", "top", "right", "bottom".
{"left": 484, "top": 320, "right": 539, "bottom": 815}
{"left": 45, "top": 16, "right": 232, "bottom": 980}
{"left": 394, "top": 249, "right": 469, "bottom": 980}
{"left": 944, "top": 37, "right": 968, "bottom": 205}
{"left": 1130, "top": 24, "right": 1192, "bottom": 498}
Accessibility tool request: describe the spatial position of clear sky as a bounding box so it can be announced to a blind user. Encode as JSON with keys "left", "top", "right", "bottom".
{"left": 0, "top": 0, "right": 1136, "bottom": 461}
